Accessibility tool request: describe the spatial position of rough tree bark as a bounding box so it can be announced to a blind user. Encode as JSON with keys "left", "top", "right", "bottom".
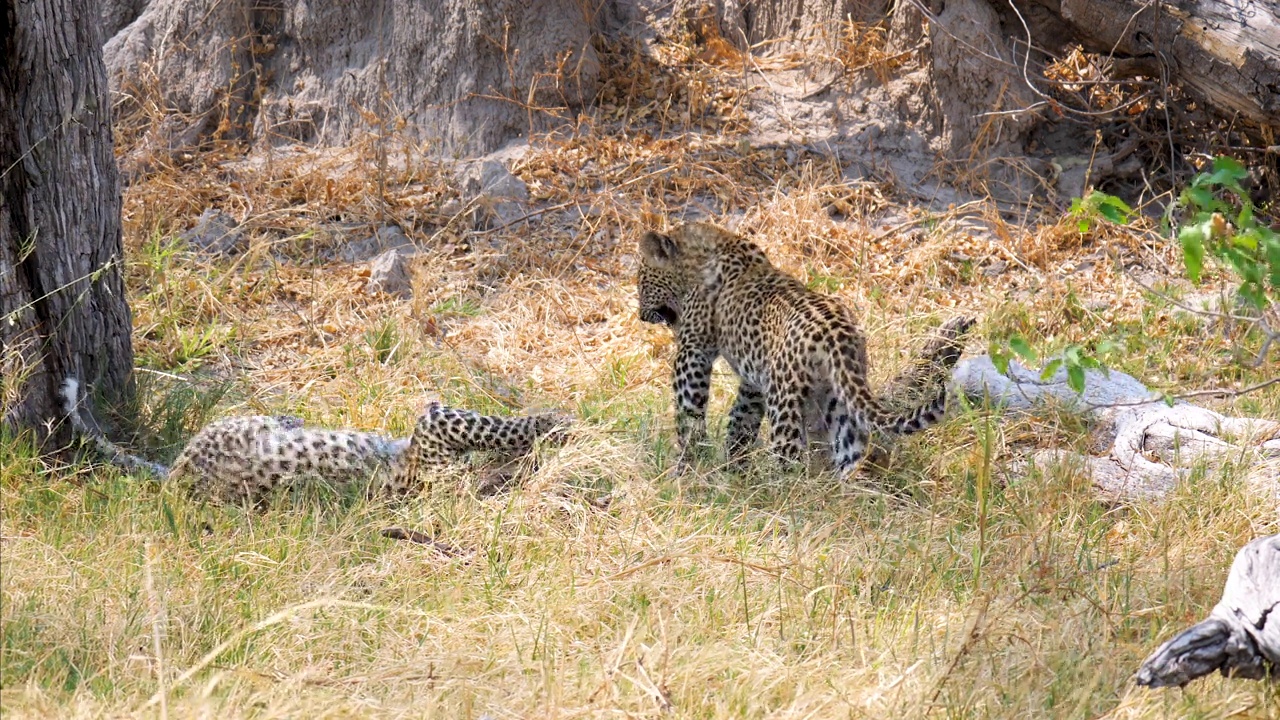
{"left": 673, "top": 0, "right": 892, "bottom": 49}
{"left": 1, "top": 0, "right": 134, "bottom": 443}
{"left": 889, "top": 0, "right": 1280, "bottom": 157}
{"left": 1136, "top": 534, "right": 1280, "bottom": 687}
{"left": 102, "top": 0, "right": 616, "bottom": 158}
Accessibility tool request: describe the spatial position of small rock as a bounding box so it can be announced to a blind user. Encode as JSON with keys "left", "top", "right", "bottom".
{"left": 339, "top": 224, "right": 414, "bottom": 263}
{"left": 365, "top": 248, "right": 413, "bottom": 298}
{"left": 438, "top": 199, "right": 468, "bottom": 218}
{"left": 476, "top": 197, "right": 527, "bottom": 230}
{"left": 461, "top": 160, "right": 528, "bottom": 201}
{"left": 180, "top": 209, "right": 245, "bottom": 256}
{"left": 982, "top": 260, "right": 1008, "bottom": 277}
{"left": 1053, "top": 156, "right": 1092, "bottom": 201}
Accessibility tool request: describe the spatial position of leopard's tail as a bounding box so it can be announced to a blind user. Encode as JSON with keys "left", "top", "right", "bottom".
{"left": 62, "top": 377, "right": 170, "bottom": 479}
{"left": 831, "top": 317, "right": 974, "bottom": 437}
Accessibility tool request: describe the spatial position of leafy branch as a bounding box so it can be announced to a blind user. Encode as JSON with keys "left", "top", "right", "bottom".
{"left": 994, "top": 155, "right": 1277, "bottom": 393}
{"left": 1168, "top": 155, "right": 1280, "bottom": 311}
{"left": 990, "top": 336, "right": 1119, "bottom": 394}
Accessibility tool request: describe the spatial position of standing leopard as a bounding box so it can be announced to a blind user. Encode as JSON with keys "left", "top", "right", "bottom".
{"left": 635, "top": 221, "right": 973, "bottom": 479}
{"left": 62, "top": 378, "right": 571, "bottom": 504}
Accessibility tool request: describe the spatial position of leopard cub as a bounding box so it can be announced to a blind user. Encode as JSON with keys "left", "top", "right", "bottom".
{"left": 636, "top": 221, "right": 971, "bottom": 479}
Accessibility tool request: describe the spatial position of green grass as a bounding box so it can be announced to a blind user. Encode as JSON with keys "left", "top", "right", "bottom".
{"left": 4, "top": 386, "right": 1277, "bottom": 718}
{"left": 6, "top": 224, "right": 1279, "bottom": 716}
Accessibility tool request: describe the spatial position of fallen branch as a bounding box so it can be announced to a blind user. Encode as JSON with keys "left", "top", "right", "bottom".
{"left": 1136, "top": 534, "right": 1280, "bottom": 688}
{"left": 954, "top": 356, "right": 1280, "bottom": 500}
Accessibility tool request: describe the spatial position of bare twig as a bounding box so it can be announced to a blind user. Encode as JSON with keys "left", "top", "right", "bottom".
{"left": 1119, "top": 260, "right": 1260, "bottom": 325}
{"left": 1083, "top": 377, "right": 1280, "bottom": 412}
{"left": 381, "top": 527, "right": 469, "bottom": 557}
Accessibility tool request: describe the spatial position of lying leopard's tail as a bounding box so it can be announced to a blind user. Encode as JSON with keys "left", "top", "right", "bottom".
{"left": 877, "top": 316, "right": 975, "bottom": 413}
{"left": 62, "top": 377, "right": 170, "bottom": 479}
{"left": 835, "top": 316, "right": 974, "bottom": 437}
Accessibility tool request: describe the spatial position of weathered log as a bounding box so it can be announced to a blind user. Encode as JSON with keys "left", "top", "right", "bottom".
{"left": 1031, "top": 0, "right": 1280, "bottom": 131}
{"left": 953, "top": 356, "right": 1280, "bottom": 500}
{"left": 1136, "top": 534, "right": 1280, "bottom": 687}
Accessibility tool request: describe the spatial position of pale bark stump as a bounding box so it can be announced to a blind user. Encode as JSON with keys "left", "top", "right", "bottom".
{"left": 1, "top": 0, "right": 134, "bottom": 443}
{"left": 102, "top": 0, "right": 613, "bottom": 157}
{"left": 1136, "top": 534, "right": 1280, "bottom": 687}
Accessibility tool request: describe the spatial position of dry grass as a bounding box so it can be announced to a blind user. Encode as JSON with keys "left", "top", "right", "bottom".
{"left": 3, "top": 23, "right": 1280, "bottom": 720}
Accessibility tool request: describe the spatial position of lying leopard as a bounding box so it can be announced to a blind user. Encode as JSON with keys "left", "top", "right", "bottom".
{"left": 62, "top": 378, "right": 571, "bottom": 505}
{"left": 636, "top": 221, "right": 973, "bottom": 479}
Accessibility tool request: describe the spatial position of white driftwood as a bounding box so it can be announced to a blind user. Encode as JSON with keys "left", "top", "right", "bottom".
{"left": 953, "top": 356, "right": 1280, "bottom": 500}
{"left": 1135, "top": 534, "right": 1280, "bottom": 687}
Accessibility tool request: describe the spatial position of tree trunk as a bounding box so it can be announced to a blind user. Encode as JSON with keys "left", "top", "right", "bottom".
{"left": 1, "top": 0, "right": 134, "bottom": 444}
{"left": 673, "top": 0, "right": 891, "bottom": 50}
{"left": 103, "top": 0, "right": 615, "bottom": 159}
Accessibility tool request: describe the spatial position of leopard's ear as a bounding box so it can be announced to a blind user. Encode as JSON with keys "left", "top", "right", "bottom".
{"left": 639, "top": 230, "right": 680, "bottom": 267}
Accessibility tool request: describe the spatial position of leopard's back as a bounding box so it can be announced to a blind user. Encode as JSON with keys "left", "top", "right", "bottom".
{"left": 170, "top": 416, "right": 406, "bottom": 503}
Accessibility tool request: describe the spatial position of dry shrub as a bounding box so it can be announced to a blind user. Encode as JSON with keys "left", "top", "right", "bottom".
{"left": 835, "top": 19, "right": 905, "bottom": 85}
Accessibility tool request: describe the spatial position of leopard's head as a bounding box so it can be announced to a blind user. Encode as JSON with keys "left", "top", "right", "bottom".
{"left": 637, "top": 223, "right": 738, "bottom": 326}
{"left": 531, "top": 411, "right": 575, "bottom": 447}
{"left": 636, "top": 230, "right": 686, "bottom": 327}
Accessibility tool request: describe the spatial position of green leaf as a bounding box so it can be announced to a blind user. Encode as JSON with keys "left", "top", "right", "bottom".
{"left": 1097, "top": 203, "right": 1126, "bottom": 224}
{"left": 1207, "top": 155, "right": 1248, "bottom": 192}
{"left": 1040, "top": 358, "right": 1063, "bottom": 381}
{"left": 1097, "top": 194, "right": 1133, "bottom": 224}
{"left": 1234, "top": 228, "right": 1259, "bottom": 251}
{"left": 1180, "top": 224, "right": 1206, "bottom": 283}
{"left": 1264, "top": 233, "right": 1280, "bottom": 288}
{"left": 1162, "top": 392, "right": 1176, "bottom": 407}
{"left": 1064, "top": 345, "right": 1083, "bottom": 366}
{"left": 1212, "top": 155, "right": 1247, "bottom": 177}
{"left": 1237, "top": 283, "right": 1266, "bottom": 310}
{"left": 1237, "top": 202, "right": 1254, "bottom": 230}
{"left": 1186, "top": 187, "right": 1216, "bottom": 211}
{"left": 990, "top": 343, "right": 1011, "bottom": 376}
{"left": 1009, "top": 336, "right": 1037, "bottom": 363}
{"left": 1229, "top": 247, "right": 1263, "bottom": 285}
{"left": 1067, "top": 365, "right": 1086, "bottom": 394}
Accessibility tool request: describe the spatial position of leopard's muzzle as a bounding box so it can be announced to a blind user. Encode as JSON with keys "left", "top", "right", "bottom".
{"left": 640, "top": 306, "right": 679, "bottom": 326}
